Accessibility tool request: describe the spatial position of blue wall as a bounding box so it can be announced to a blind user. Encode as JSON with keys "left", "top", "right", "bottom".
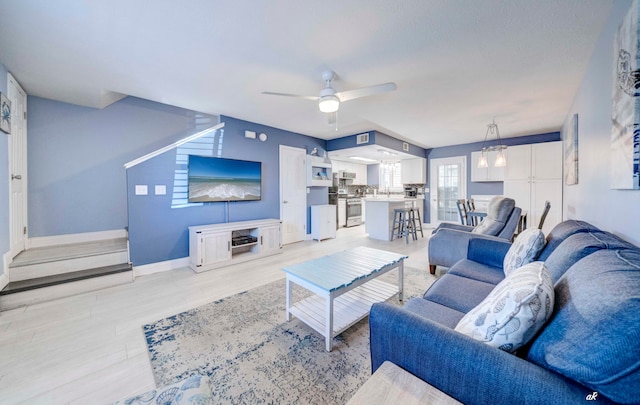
{"left": 423, "top": 132, "right": 560, "bottom": 222}
{"left": 0, "top": 64, "right": 10, "bottom": 262}
{"left": 126, "top": 115, "right": 327, "bottom": 266}
{"left": 27, "top": 96, "right": 217, "bottom": 237}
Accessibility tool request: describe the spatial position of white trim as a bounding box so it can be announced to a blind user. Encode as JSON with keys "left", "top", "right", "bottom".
{"left": 0, "top": 250, "right": 9, "bottom": 291}
{"left": 27, "top": 229, "right": 128, "bottom": 249}
{"left": 123, "top": 122, "right": 225, "bottom": 169}
{"left": 133, "top": 257, "right": 189, "bottom": 277}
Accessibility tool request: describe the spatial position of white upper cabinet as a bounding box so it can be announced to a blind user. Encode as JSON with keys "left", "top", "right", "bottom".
{"left": 471, "top": 150, "right": 505, "bottom": 182}
{"left": 332, "top": 160, "right": 367, "bottom": 185}
{"left": 401, "top": 158, "right": 427, "bottom": 184}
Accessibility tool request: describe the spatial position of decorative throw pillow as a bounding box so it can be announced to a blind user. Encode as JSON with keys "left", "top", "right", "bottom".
{"left": 503, "top": 228, "right": 545, "bottom": 276}
{"left": 454, "top": 261, "right": 554, "bottom": 353}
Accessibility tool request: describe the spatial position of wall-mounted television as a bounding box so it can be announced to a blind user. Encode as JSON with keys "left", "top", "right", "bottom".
{"left": 188, "top": 155, "right": 262, "bottom": 203}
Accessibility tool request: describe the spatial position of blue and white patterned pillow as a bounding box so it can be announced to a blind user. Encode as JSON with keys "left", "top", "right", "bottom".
{"left": 454, "top": 261, "right": 554, "bottom": 353}
{"left": 503, "top": 228, "right": 546, "bottom": 276}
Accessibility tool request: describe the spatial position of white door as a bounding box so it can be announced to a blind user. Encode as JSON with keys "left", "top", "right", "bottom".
{"left": 8, "top": 73, "right": 27, "bottom": 258}
{"left": 279, "top": 145, "right": 307, "bottom": 244}
{"left": 429, "top": 156, "right": 467, "bottom": 227}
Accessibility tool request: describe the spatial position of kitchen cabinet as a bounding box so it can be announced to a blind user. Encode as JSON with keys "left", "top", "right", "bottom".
{"left": 470, "top": 150, "right": 505, "bottom": 182}
{"left": 311, "top": 205, "right": 337, "bottom": 241}
{"left": 401, "top": 158, "right": 427, "bottom": 184}
{"left": 188, "top": 219, "right": 282, "bottom": 272}
{"left": 503, "top": 142, "right": 562, "bottom": 234}
{"left": 333, "top": 160, "right": 367, "bottom": 185}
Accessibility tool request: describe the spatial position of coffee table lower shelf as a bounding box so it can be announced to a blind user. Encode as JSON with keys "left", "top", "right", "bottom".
{"left": 288, "top": 279, "right": 399, "bottom": 344}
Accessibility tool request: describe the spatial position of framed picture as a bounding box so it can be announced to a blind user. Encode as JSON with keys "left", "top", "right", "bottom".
{"left": 0, "top": 93, "right": 11, "bottom": 134}
{"left": 611, "top": 0, "right": 640, "bottom": 189}
{"left": 564, "top": 114, "right": 578, "bottom": 185}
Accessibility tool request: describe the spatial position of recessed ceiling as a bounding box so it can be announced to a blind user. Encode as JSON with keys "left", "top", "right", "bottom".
{"left": 0, "top": 0, "right": 613, "bottom": 149}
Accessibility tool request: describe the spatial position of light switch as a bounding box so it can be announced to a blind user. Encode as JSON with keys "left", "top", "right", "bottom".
{"left": 155, "top": 185, "right": 166, "bottom": 195}
{"left": 245, "top": 130, "right": 256, "bottom": 139}
{"left": 135, "top": 185, "right": 148, "bottom": 195}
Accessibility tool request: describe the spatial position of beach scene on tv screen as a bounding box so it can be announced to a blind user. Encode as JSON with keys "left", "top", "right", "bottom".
{"left": 188, "top": 156, "right": 261, "bottom": 202}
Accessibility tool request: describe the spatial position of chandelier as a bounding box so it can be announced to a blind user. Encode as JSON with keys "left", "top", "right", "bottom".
{"left": 478, "top": 119, "right": 507, "bottom": 168}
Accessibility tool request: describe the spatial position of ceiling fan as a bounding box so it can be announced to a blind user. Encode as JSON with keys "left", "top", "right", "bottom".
{"left": 262, "top": 70, "right": 396, "bottom": 125}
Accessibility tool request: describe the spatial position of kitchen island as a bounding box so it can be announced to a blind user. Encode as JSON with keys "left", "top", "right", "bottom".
{"left": 364, "top": 197, "right": 424, "bottom": 241}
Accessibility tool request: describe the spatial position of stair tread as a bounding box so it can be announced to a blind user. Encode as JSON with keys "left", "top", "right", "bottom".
{"left": 10, "top": 238, "right": 128, "bottom": 268}
{"left": 1, "top": 263, "right": 132, "bottom": 295}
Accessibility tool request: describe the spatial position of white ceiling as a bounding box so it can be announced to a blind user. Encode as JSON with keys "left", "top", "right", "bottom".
{"left": 0, "top": 0, "right": 613, "bottom": 149}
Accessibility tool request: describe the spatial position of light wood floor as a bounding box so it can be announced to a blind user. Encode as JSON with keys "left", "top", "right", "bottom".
{"left": 0, "top": 225, "right": 434, "bottom": 404}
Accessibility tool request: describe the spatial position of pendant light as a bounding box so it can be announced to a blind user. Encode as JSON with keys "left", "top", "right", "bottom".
{"left": 478, "top": 119, "right": 507, "bottom": 168}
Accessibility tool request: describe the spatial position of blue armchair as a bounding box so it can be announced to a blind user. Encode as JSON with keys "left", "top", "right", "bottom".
{"left": 428, "top": 196, "right": 521, "bottom": 274}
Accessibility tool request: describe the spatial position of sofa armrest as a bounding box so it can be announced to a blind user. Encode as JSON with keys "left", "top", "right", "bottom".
{"left": 466, "top": 237, "right": 512, "bottom": 268}
{"left": 369, "top": 303, "right": 604, "bottom": 405}
{"left": 428, "top": 229, "right": 509, "bottom": 269}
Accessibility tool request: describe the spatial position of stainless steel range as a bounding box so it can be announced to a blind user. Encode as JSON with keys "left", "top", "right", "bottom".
{"left": 346, "top": 198, "right": 363, "bottom": 227}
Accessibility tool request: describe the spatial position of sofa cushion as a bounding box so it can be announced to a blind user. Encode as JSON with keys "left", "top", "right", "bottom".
{"left": 503, "top": 228, "right": 545, "bottom": 276}
{"left": 544, "top": 231, "right": 637, "bottom": 282}
{"left": 402, "top": 297, "right": 465, "bottom": 328}
{"left": 423, "top": 274, "right": 496, "bottom": 313}
{"left": 537, "top": 220, "right": 603, "bottom": 261}
{"left": 527, "top": 249, "right": 640, "bottom": 404}
{"left": 448, "top": 259, "right": 505, "bottom": 285}
{"left": 455, "top": 262, "right": 554, "bottom": 353}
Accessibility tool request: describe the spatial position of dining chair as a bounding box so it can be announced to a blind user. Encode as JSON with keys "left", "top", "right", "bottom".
{"left": 538, "top": 201, "right": 551, "bottom": 230}
{"left": 456, "top": 199, "right": 469, "bottom": 225}
{"left": 466, "top": 198, "right": 477, "bottom": 226}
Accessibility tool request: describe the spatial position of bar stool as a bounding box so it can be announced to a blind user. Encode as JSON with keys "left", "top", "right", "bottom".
{"left": 410, "top": 207, "right": 424, "bottom": 238}
{"left": 391, "top": 208, "right": 417, "bottom": 243}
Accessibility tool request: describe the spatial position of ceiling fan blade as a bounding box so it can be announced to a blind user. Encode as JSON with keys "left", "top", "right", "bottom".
{"left": 261, "top": 91, "right": 318, "bottom": 101}
{"left": 336, "top": 82, "right": 397, "bottom": 102}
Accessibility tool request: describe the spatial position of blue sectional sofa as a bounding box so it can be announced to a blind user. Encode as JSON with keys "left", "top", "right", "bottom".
{"left": 369, "top": 220, "right": 640, "bottom": 404}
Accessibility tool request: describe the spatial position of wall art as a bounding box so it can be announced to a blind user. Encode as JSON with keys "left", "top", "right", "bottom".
{"left": 612, "top": 0, "right": 640, "bottom": 189}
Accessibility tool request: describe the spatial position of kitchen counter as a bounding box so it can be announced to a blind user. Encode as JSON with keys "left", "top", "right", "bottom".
{"left": 365, "top": 197, "right": 424, "bottom": 241}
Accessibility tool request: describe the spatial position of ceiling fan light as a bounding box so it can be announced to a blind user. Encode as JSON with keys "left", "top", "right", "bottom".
{"left": 319, "top": 95, "right": 339, "bottom": 113}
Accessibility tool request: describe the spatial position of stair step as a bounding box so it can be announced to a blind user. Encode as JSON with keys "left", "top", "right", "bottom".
{"left": 1, "top": 262, "right": 132, "bottom": 295}
{"left": 10, "top": 238, "right": 128, "bottom": 268}
{"left": 0, "top": 263, "right": 133, "bottom": 310}
{"left": 8, "top": 238, "right": 129, "bottom": 282}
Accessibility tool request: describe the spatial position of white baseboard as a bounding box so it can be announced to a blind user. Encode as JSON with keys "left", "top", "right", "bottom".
{"left": 28, "top": 229, "right": 128, "bottom": 249}
{"left": 133, "top": 257, "right": 189, "bottom": 277}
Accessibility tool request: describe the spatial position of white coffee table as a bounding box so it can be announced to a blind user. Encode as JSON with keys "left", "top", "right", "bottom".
{"left": 282, "top": 246, "right": 407, "bottom": 351}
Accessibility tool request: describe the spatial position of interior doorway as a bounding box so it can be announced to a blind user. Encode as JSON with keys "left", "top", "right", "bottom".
{"left": 429, "top": 156, "right": 467, "bottom": 227}
{"left": 279, "top": 145, "right": 307, "bottom": 244}
{"left": 7, "top": 73, "right": 28, "bottom": 258}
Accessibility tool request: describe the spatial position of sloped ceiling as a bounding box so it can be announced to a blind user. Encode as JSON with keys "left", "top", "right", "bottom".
{"left": 0, "top": 0, "right": 614, "bottom": 148}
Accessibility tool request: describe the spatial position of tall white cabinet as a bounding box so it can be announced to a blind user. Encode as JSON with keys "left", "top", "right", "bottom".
{"left": 503, "top": 142, "right": 562, "bottom": 234}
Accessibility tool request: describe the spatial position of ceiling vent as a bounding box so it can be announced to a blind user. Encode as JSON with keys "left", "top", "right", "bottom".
{"left": 403, "top": 142, "right": 409, "bottom": 152}
{"left": 356, "top": 133, "right": 370, "bottom": 144}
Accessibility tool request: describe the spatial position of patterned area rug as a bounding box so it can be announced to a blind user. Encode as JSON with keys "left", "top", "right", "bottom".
{"left": 144, "top": 266, "right": 434, "bottom": 404}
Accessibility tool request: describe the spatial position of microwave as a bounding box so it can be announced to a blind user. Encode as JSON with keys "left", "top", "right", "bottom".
{"left": 339, "top": 171, "right": 356, "bottom": 179}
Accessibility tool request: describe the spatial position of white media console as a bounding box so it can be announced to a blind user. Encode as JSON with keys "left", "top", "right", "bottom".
{"left": 188, "top": 218, "right": 282, "bottom": 272}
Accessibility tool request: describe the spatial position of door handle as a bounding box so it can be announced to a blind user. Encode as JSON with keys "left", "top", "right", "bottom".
{"left": 283, "top": 200, "right": 288, "bottom": 204}
{"left": 11, "top": 174, "right": 22, "bottom": 180}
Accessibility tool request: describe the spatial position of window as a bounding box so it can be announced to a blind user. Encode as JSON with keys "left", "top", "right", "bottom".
{"left": 379, "top": 162, "right": 403, "bottom": 192}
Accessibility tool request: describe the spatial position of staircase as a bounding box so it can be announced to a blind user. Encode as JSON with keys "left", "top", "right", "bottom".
{"left": 0, "top": 237, "right": 133, "bottom": 310}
